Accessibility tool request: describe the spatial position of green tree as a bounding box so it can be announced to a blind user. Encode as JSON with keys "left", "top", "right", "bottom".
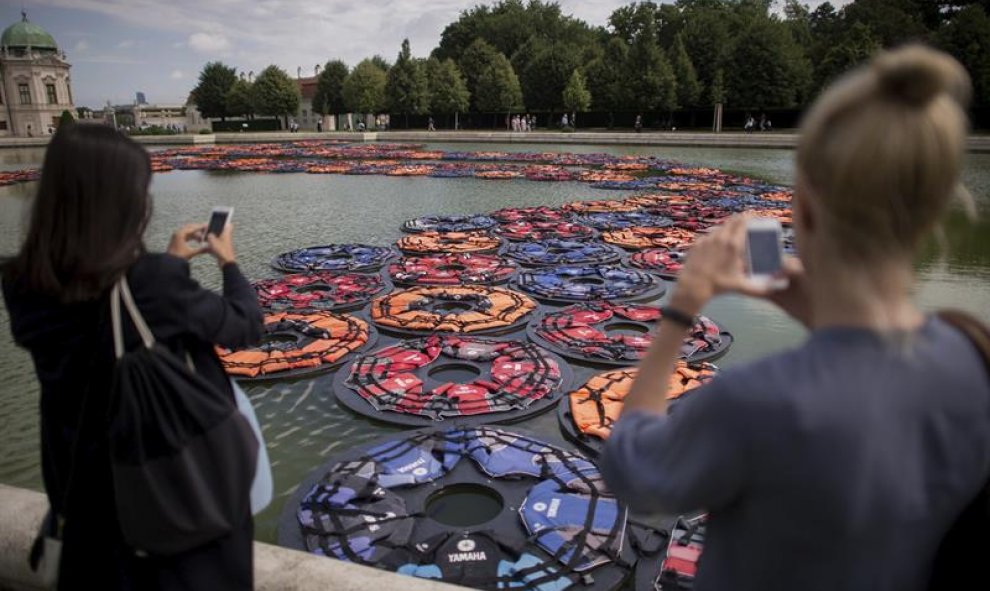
{"left": 426, "top": 58, "right": 471, "bottom": 118}
{"left": 225, "top": 78, "right": 254, "bottom": 119}
{"left": 513, "top": 37, "right": 585, "bottom": 111}
{"left": 386, "top": 39, "right": 431, "bottom": 125}
{"left": 726, "top": 17, "right": 812, "bottom": 109}
{"left": 459, "top": 38, "right": 501, "bottom": 110}
{"left": 842, "top": 0, "right": 931, "bottom": 47}
{"left": 562, "top": 69, "right": 591, "bottom": 125}
{"left": 678, "top": 6, "right": 734, "bottom": 104}
{"left": 370, "top": 55, "right": 392, "bottom": 72}
{"left": 342, "top": 59, "right": 387, "bottom": 114}
{"left": 58, "top": 110, "right": 74, "bottom": 127}
{"left": 671, "top": 33, "right": 701, "bottom": 108}
{"left": 191, "top": 61, "right": 237, "bottom": 120}
{"left": 586, "top": 37, "right": 631, "bottom": 119}
{"left": 815, "top": 22, "right": 881, "bottom": 90}
{"left": 251, "top": 65, "right": 301, "bottom": 128}
{"left": 474, "top": 52, "right": 524, "bottom": 118}
{"left": 313, "top": 60, "right": 349, "bottom": 115}
{"left": 710, "top": 68, "right": 726, "bottom": 106}
{"left": 627, "top": 18, "right": 677, "bottom": 112}
{"left": 936, "top": 4, "right": 990, "bottom": 106}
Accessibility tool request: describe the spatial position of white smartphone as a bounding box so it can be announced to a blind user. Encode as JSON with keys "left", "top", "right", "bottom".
{"left": 206, "top": 206, "right": 233, "bottom": 237}
{"left": 745, "top": 217, "right": 788, "bottom": 290}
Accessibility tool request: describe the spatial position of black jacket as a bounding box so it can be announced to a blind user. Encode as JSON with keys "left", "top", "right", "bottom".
{"left": 3, "top": 253, "right": 263, "bottom": 590}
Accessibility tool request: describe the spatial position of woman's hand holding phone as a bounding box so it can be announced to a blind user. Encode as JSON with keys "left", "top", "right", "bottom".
{"left": 671, "top": 215, "right": 806, "bottom": 319}
{"left": 167, "top": 223, "right": 209, "bottom": 260}
{"left": 206, "top": 224, "right": 237, "bottom": 267}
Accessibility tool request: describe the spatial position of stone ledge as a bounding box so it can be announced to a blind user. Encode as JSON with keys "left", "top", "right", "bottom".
{"left": 0, "top": 484, "right": 466, "bottom": 591}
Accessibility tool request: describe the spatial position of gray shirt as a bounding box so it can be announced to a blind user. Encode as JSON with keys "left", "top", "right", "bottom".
{"left": 601, "top": 317, "right": 990, "bottom": 591}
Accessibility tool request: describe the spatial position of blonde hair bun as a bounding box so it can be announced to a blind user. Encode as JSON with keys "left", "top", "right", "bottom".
{"left": 873, "top": 44, "right": 971, "bottom": 108}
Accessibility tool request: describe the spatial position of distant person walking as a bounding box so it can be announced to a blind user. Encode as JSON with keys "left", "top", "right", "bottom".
{"left": 634, "top": 115, "right": 642, "bottom": 133}
{"left": 427, "top": 116, "right": 436, "bottom": 131}
{"left": 3, "top": 124, "right": 262, "bottom": 589}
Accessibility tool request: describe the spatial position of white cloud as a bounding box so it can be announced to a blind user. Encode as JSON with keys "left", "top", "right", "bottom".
{"left": 117, "top": 39, "right": 135, "bottom": 48}
{"left": 188, "top": 31, "right": 231, "bottom": 54}
{"left": 73, "top": 39, "right": 89, "bottom": 52}
{"left": 170, "top": 69, "right": 184, "bottom": 79}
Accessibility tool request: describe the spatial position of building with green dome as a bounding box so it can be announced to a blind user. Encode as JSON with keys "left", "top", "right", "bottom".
{"left": 0, "top": 11, "right": 74, "bottom": 137}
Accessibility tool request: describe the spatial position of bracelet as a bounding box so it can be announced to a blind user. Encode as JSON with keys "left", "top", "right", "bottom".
{"left": 660, "top": 306, "right": 696, "bottom": 328}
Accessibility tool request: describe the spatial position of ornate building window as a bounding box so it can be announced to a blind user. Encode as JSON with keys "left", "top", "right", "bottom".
{"left": 0, "top": 121, "right": 8, "bottom": 130}
{"left": 46, "top": 83, "right": 57, "bottom": 104}
{"left": 18, "top": 83, "right": 31, "bottom": 104}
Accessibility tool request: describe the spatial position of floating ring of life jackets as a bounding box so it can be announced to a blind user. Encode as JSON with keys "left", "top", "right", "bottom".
{"left": 504, "top": 240, "right": 622, "bottom": 267}
{"left": 253, "top": 272, "right": 389, "bottom": 312}
{"left": 387, "top": 253, "right": 517, "bottom": 286}
{"left": 563, "top": 199, "right": 639, "bottom": 214}
{"left": 624, "top": 249, "right": 686, "bottom": 280}
{"left": 271, "top": 244, "right": 396, "bottom": 273}
{"left": 574, "top": 212, "right": 674, "bottom": 231}
{"left": 333, "top": 334, "right": 570, "bottom": 426}
{"left": 370, "top": 285, "right": 537, "bottom": 335}
{"left": 489, "top": 206, "right": 567, "bottom": 224}
{"left": 218, "top": 311, "right": 375, "bottom": 380}
{"left": 559, "top": 365, "right": 717, "bottom": 456}
{"left": 514, "top": 266, "right": 665, "bottom": 304}
{"left": 601, "top": 227, "right": 697, "bottom": 251}
{"left": 496, "top": 221, "right": 596, "bottom": 242}
{"left": 278, "top": 426, "right": 641, "bottom": 591}
{"left": 396, "top": 231, "right": 503, "bottom": 254}
{"left": 528, "top": 302, "right": 731, "bottom": 365}
{"left": 401, "top": 214, "right": 499, "bottom": 233}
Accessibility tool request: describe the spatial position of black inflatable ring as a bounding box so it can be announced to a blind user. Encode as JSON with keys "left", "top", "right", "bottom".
{"left": 278, "top": 427, "right": 641, "bottom": 591}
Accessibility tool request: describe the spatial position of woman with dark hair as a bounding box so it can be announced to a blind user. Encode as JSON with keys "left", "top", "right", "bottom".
{"left": 601, "top": 46, "right": 989, "bottom": 590}
{"left": 2, "top": 124, "right": 263, "bottom": 589}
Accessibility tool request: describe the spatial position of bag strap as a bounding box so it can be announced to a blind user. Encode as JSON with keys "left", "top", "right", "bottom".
{"left": 111, "top": 276, "right": 155, "bottom": 358}
{"left": 937, "top": 310, "right": 990, "bottom": 374}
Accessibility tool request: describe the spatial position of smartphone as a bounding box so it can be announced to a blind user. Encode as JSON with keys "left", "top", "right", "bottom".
{"left": 206, "top": 206, "right": 233, "bottom": 237}
{"left": 745, "top": 217, "right": 788, "bottom": 290}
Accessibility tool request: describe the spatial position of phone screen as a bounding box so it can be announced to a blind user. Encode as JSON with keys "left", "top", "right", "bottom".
{"left": 207, "top": 210, "right": 229, "bottom": 237}
{"left": 748, "top": 229, "right": 782, "bottom": 275}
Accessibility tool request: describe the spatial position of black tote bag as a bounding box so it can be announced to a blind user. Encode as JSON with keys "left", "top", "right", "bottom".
{"left": 108, "top": 276, "right": 258, "bottom": 555}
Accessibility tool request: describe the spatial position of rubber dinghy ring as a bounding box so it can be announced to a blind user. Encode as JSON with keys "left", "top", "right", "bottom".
{"left": 602, "top": 227, "right": 697, "bottom": 251}
{"left": 397, "top": 231, "right": 503, "bottom": 254}
{"left": 633, "top": 514, "right": 707, "bottom": 591}
{"left": 401, "top": 214, "right": 499, "bottom": 233}
{"left": 489, "top": 206, "right": 567, "bottom": 224}
{"left": 624, "top": 249, "right": 686, "bottom": 280}
{"left": 496, "top": 221, "right": 596, "bottom": 242}
{"left": 371, "top": 285, "right": 537, "bottom": 335}
{"left": 514, "top": 266, "right": 666, "bottom": 304}
{"left": 558, "top": 365, "right": 717, "bottom": 456}
{"left": 504, "top": 240, "right": 622, "bottom": 267}
{"left": 563, "top": 199, "right": 639, "bottom": 214}
{"left": 388, "top": 253, "right": 517, "bottom": 286}
{"left": 528, "top": 302, "right": 731, "bottom": 365}
{"left": 271, "top": 244, "right": 396, "bottom": 273}
{"left": 253, "top": 272, "right": 390, "bottom": 312}
{"left": 333, "top": 335, "right": 572, "bottom": 427}
{"left": 278, "top": 427, "right": 641, "bottom": 591}
{"left": 218, "top": 311, "right": 376, "bottom": 381}
{"left": 574, "top": 212, "right": 673, "bottom": 230}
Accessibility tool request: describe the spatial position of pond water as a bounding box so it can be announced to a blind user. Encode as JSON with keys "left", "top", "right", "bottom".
{"left": 1, "top": 141, "right": 987, "bottom": 544}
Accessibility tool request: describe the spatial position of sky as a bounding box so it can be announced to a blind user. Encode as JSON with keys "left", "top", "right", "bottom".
{"left": 9, "top": 0, "right": 852, "bottom": 108}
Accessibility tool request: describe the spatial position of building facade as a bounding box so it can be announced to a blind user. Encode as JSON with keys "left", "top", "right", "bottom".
{"left": 0, "top": 12, "right": 74, "bottom": 137}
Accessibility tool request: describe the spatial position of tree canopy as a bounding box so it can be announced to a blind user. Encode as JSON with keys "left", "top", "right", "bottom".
{"left": 190, "top": 0, "right": 990, "bottom": 122}
{"left": 225, "top": 78, "right": 254, "bottom": 119}
{"left": 426, "top": 58, "right": 471, "bottom": 114}
{"left": 343, "top": 59, "right": 388, "bottom": 113}
{"left": 251, "top": 65, "right": 300, "bottom": 125}
{"left": 385, "top": 39, "right": 431, "bottom": 115}
{"left": 191, "top": 62, "right": 237, "bottom": 120}
{"left": 562, "top": 69, "right": 592, "bottom": 114}
{"left": 313, "top": 60, "right": 349, "bottom": 115}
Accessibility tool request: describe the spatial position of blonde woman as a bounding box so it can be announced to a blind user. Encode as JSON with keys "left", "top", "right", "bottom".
{"left": 601, "top": 45, "right": 989, "bottom": 591}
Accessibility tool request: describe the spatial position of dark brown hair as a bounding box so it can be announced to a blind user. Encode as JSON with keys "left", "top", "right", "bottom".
{"left": 4, "top": 124, "right": 152, "bottom": 301}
